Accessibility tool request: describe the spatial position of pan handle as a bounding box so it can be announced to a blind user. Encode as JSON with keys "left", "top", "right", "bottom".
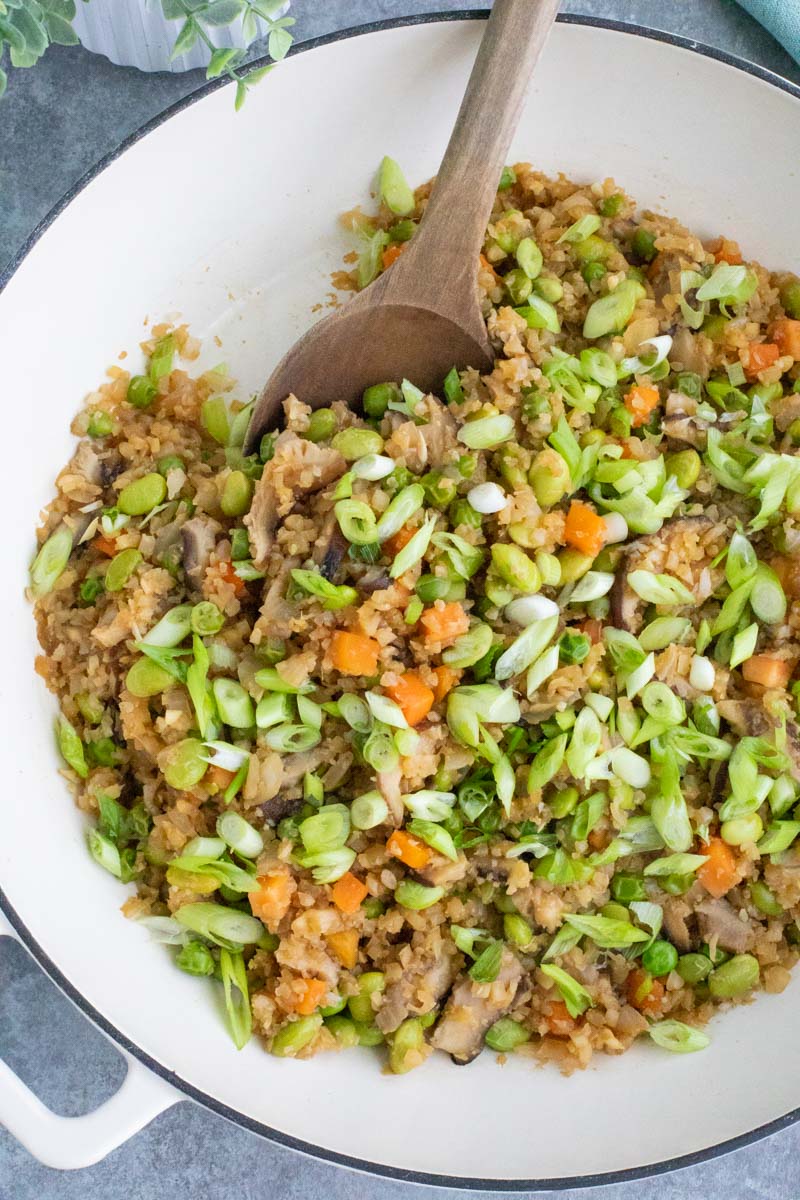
{"left": 0, "top": 911, "right": 180, "bottom": 1169}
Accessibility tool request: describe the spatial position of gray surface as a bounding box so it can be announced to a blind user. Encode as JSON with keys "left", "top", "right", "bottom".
{"left": 1, "top": 0, "right": 799, "bottom": 1195}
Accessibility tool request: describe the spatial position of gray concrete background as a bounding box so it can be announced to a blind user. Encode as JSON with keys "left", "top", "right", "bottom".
{"left": 2, "top": 1, "right": 799, "bottom": 1196}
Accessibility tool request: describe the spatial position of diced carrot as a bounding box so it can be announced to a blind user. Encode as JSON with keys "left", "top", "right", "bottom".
{"left": 742, "top": 342, "right": 780, "bottom": 378}
{"left": 381, "top": 242, "right": 407, "bottom": 270}
{"left": 770, "top": 556, "right": 800, "bottom": 600}
{"left": 578, "top": 617, "right": 604, "bottom": 644}
{"left": 386, "top": 829, "right": 431, "bottom": 870}
{"left": 419, "top": 601, "right": 470, "bottom": 647}
{"left": 288, "top": 978, "right": 328, "bottom": 1016}
{"left": 478, "top": 253, "right": 498, "bottom": 278}
{"left": 697, "top": 837, "right": 739, "bottom": 898}
{"left": 587, "top": 827, "right": 608, "bottom": 851}
{"left": 771, "top": 318, "right": 800, "bottom": 360}
{"left": 384, "top": 671, "right": 435, "bottom": 726}
{"left": 741, "top": 654, "right": 793, "bottom": 690}
{"left": 626, "top": 969, "right": 664, "bottom": 1014}
{"left": 326, "top": 928, "right": 360, "bottom": 969}
{"left": 563, "top": 500, "right": 607, "bottom": 559}
{"left": 382, "top": 524, "right": 415, "bottom": 560}
{"left": 93, "top": 534, "right": 118, "bottom": 557}
{"left": 331, "top": 871, "right": 368, "bottom": 914}
{"left": 714, "top": 238, "right": 742, "bottom": 265}
{"left": 207, "top": 764, "right": 235, "bottom": 792}
{"left": 624, "top": 384, "right": 660, "bottom": 429}
{"left": 250, "top": 872, "right": 294, "bottom": 929}
{"left": 544, "top": 1000, "right": 576, "bottom": 1037}
{"left": 432, "top": 665, "right": 459, "bottom": 702}
{"left": 216, "top": 559, "right": 246, "bottom": 598}
{"left": 329, "top": 630, "right": 381, "bottom": 676}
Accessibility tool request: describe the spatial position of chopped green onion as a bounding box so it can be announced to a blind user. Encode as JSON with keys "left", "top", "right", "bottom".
{"left": 563, "top": 913, "right": 649, "bottom": 949}
{"left": 583, "top": 279, "right": 645, "bottom": 340}
{"left": 174, "top": 902, "right": 264, "bottom": 948}
{"left": 378, "top": 155, "right": 414, "bottom": 216}
{"left": 648, "top": 1019, "right": 710, "bottom": 1054}
{"left": 375, "top": 484, "right": 425, "bottom": 542}
{"left": 366, "top": 691, "right": 408, "bottom": 729}
{"left": 394, "top": 880, "right": 444, "bottom": 910}
{"left": 730, "top": 622, "right": 758, "bottom": 669}
{"left": 290, "top": 568, "right": 358, "bottom": 610}
{"left": 390, "top": 515, "right": 436, "bottom": 578}
{"left": 56, "top": 715, "right": 88, "bottom": 778}
{"left": 217, "top": 812, "right": 263, "bottom": 859}
{"left": 540, "top": 963, "right": 593, "bottom": 1018}
{"left": 334, "top": 499, "right": 378, "bottom": 545}
{"left": 558, "top": 213, "right": 601, "bottom": 243}
{"left": 407, "top": 818, "right": 458, "bottom": 862}
{"left": 403, "top": 790, "right": 456, "bottom": 821}
{"left": 351, "top": 790, "right": 389, "bottom": 830}
{"left": 468, "top": 940, "right": 503, "bottom": 982}
{"left": 30, "top": 525, "right": 73, "bottom": 598}
{"left": 264, "top": 725, "right": 321, "bottom": 753}
{"left": 643, "top": 852, "right": 708, "bottom": 877}
{"left": 457, "top": 414, "right": 515, "bottom": 450}
{"left": 627, "top": 570, "right": 694, "bottom": 607}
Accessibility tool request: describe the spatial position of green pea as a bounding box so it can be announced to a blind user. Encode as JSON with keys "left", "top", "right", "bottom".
{"left": 347, "top": 971, "right": 385, "bottom": 1024}
{"left": 503, "top": 913, "right": 533, "bottom": 948}
{"left": 632, "top": 227, "right": 657, "bottom": 262}
{"left": 126, "top": 656, "right": 174, "bottom": 698}
{"left": 529, "top": 449, "right": 571, "bottom": 508}
{"left": 325, "top": 1014, "right": 360, "bottom": 1048}
{"left": 490, "top": 543, "right": 540, "bottom": 592}
{"left": 677, "top": 953, "right": 712, "bottom": 984}
{"left": 532, "top": 275, "right": 564, "bottom": 303}
{"left": 220, "top": 470, "right": 253, "bottom": 518}
{"left": 557, "top": 548, "right": 594, "bottom": 583}
{"left": 161, "top": 738, "right": 208, "bottom": 790}
{"left": 665, "top": 449, "right": 701, "bottom": 489}
{"left": 363, "top": 382, "right": 400, "bottom": 418}
{"left": 105, "top": 548, "right": 143, "bottom": 592}
{"left": 118, "top": 473, "right": 167, "bottom": 516}
{"left": 780, "top": 278, "right": 800, "bottom": 319}
{"left": 503, "top": 267, "right": 532, "bottom": 305}
{"left": 332, "top": 428, "right": 384, "bottom": 461}
{"left": 549, "top": 785, "right": 579, "bottom": 818}
{"left": 127, "top": 375, "right": 157, "bottom": 409}
{"left": 485, "top": 1017, "right": 529, "bottom": 1052}
{"left": 449, "top": 498, "right": 482, "bottom": 529}
{"left": 582, "top": 261, "right": 606, "bottom": 285}
{"left": 88, "top": 410, "right": 114, "bottom": 438}
{"left": 750, "top": 880, "right": 783, "bottom": 917}
{"left": 307, "top": 408, "right": 336, "bottom": 443}
{"left": 421, "top": 470, "right": 457, "bottom": 509}
{"left": 641, "top": 939, "right": 678, "bottom": 976}
{"left": 389, "top": 1017, "right": 425, "bottom": 1074}
{"left": 721, "top": 814, "right": 764, "bottom": 846}
{"left": 271, "top": 1014, "right": 323, "bottom": 1057}
{"left": 157, "top": 455, "right": 185, "bottom": 476}
{"left": 599, "top": 194, "right": 624, "bottom": 217}
{"left": 708, "top": 953, "right": 760, "bottom": 999}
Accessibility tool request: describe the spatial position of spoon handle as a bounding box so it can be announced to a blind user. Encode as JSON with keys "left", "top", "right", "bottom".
{"left": 393, "top": 0, "right": 560, "bottom": 297}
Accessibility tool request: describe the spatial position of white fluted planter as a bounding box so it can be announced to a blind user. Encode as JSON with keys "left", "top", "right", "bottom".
{"left": 72, "top": 0, "right": 290, "bottom": 73}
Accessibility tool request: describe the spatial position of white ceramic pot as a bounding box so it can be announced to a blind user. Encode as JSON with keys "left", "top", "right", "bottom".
{"left": 2, "top": 14, "right": 800, "bottom": 1187}
{"left": 72, "top": 0, "right": 290, "bottom": 73}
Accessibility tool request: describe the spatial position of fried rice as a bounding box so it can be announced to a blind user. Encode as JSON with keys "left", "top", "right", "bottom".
{"left": 27, "top": 162, "right": 800, "bottom": 1072}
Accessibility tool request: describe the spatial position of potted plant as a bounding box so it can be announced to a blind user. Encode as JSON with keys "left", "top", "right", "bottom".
{"left": 0, "top": 0, "right": 293, "bottom": 101}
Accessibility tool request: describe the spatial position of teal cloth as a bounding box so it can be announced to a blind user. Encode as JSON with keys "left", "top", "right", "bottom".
{"left": 737, "top": 0, "right": 800, "bottom": 66}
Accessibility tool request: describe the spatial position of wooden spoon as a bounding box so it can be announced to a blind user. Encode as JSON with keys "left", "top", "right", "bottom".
{"left": 245, "top": 0, "right": 560, "bottom": 453}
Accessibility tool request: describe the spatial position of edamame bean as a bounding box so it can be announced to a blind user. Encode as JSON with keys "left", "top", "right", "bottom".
{"left": 529, "top": 449, "right": 571, "bottom": 508}
{"left": 557, "top": 549, "right": 594, "bottom": 583}
{"left": 721, "top": 814, "right": 764, "bottom": 846}
{"left": 503, "top": 913, "right": 533, "bottom": 947}
{"left": 490, "top": 543, "right": 540, "bottom": 592}
{"left": 162, "top": 738, "right": 208, "bottom": 790}
{"left": 220, "top": 470, "right": 253, "bottom": 517}
{"left": 504, "top": 267, "right": 532, "bottom": 305}
{"left": 708, "top": 953, "right": 760, "bottom": 999}
{"left": 332, "top": 428, "right": 384, "bottom": 461}
{"left": 750, "top": 880, "right": 783, "bottom": 917}
{"left": 677, "top": 953, "right": 712, "bottom": 984}
{"left": 665, "top": 449, "right": 701, "bottom": 489}
{"left": 271, "top": 1014, "right": 323, "bottom": 1057}
{"left": 126, "top": 656, "right": 174, "bottom": 698}
{"left": 118, "top": 473, "right": 167, "bottom": 516}
{"left": 389, "top": 1017, "right": 425, "bottom": 1074}
{"left": 348, "top": 972, "right": 385, "bottom": 1024}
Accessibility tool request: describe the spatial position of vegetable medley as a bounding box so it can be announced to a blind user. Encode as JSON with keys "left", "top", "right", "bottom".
{"left": 29, "top": 160, "right": 800, "bottom": 1072}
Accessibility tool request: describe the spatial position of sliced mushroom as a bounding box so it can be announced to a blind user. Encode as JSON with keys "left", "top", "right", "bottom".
{"left": 260, "top": 793, "right": 304, "bottom": 825}
{"left": 661, "top": 896, "right": 693, "bottom": 953}
{"left": 774, "top": 393, "right": 800, "bottom": 433}
{"left": 668, "top": 326, "right": 711, "bottom": 379}
{"left": 251, "top": 556, "right": 299, "bottom": 643}
{"left": 244, "top": 432, "right": 346, "bottom": 568}
{"left": 661, "top": 391, "right": 742, "bottom": 449}
{"left": 375, "top": 944, "right": 461, "bottom": 1035}
{"left": 412, "top": 853, "right": 469, "bottom": 890}
{"left": 609, "top": 515, "right": 717, "bottom": 634}
{"left": 431, "top": 946, "right": 523, "bottom": 1064}
{"left": 378, "top": 768, "right": 404, "bottom": 825}
{"left": 315, "top": 519, "right": 348, "bottom": 581}
{"left": 356, "top": 568, "right": 393, "bottom": 594}
{"left": 181, "top": 515, "right": 221, "bottom": 593}
{"left": 696, "top": 897, "right": 754, "bottom": 954}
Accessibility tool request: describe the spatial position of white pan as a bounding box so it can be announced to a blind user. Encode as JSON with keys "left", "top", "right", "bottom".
{"left": 2, "top": 13, "right": 800, "bottom": 1187}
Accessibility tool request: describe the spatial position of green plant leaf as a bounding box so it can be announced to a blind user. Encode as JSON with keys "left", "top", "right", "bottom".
{"left": 268, "top": 24, "right": 291, "bottom": 59}
{"left": 170, "top": 17, "right": 199, "bottom": 58}
{"left": 241, "top": 8, "right": 256, "bottom": 41}
{"left": 235, "top": 77, "right": 247, "bottom": 109}
{"left": 245, "top": 62, "right": 273, "bottom": 85}
{"left": 206, "top": 45, "right": 239, "bottom": 78}
{"left": 9, "top": 6, "right": 48, "bottom": 56}
{"left": 202, "top": 0, "right": 245, "bottom": 25}
{"left": 44, "top": 11, "right": 76, "bottom": 43}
